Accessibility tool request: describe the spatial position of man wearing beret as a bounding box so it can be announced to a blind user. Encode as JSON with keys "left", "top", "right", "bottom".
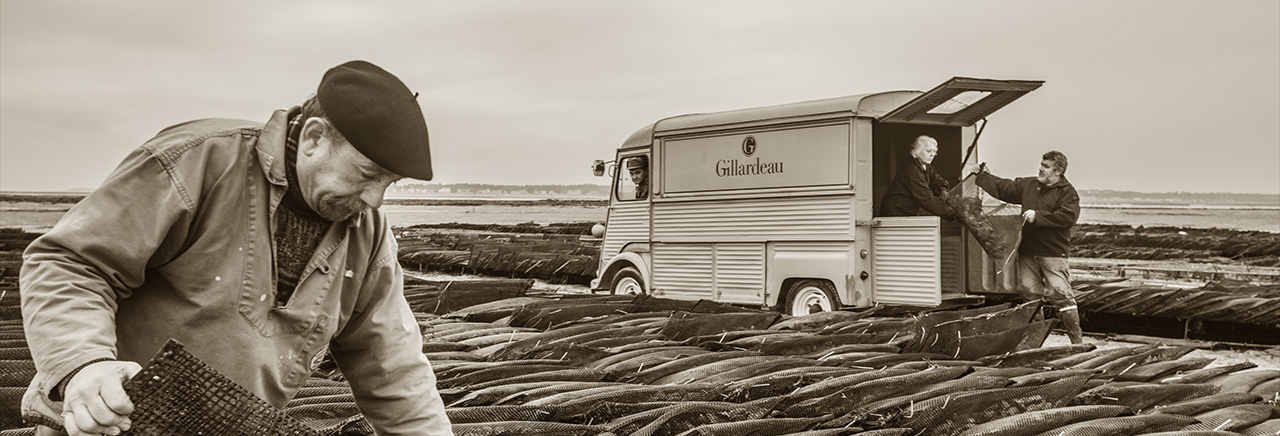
{"left": 20, "top": 61, "right": 452, "bottom": 435}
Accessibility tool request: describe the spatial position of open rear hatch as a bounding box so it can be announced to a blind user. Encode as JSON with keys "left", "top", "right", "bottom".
{"left": 879, "top": 77, "right": 1043, "bottom": 126}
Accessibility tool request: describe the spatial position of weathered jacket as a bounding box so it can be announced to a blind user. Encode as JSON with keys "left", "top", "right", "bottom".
{"left": 976, "top": 171, "right": 1080, "bottom": 257}
{"left": 881, "top": 161, "right": 952, "bottom": 219}
{"left": 20, "top": 109, "right": 451, "bottom": 434}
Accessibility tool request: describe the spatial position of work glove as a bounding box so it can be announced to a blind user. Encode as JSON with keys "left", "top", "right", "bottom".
{"left": 963, "top": 162, "right": 987, "bottom": 179}
{"left": 61, "top": 360, "right": 140, "bottom": 436}
{"left": 1022, "top": 210, "right": 1037, "bottom": 224}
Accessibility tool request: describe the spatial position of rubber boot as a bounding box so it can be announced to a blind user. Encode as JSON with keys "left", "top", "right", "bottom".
{"left": 1059, "top": 308, "right": 1084, "bottom": 344}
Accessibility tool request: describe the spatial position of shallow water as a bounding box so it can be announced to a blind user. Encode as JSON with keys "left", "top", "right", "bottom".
{"left": 1079, "top": 207, "right": 1280, "bottom": 233}
{"left": 380, "top": 204, "right": 605, "bottom": 227}
{"left": 384, "top": 204, "right": 1280, "bottom": 232}
{"left": 6, "top": 201, "right": 1276, "bottom": 233}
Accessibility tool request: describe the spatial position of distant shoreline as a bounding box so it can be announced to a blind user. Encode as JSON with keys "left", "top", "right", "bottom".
{"left": 4, "top": 192, "right": 1277, "bottom": 210}
{"left": 1079, "top": 204, "right": 1280, "bottom": 210}
{"left": 0, "top": 193, "right": 609, "bottom": 208}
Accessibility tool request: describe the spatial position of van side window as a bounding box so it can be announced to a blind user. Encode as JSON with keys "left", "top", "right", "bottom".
{"left": 616, "top": 155, "right": 650, "bottom": 201}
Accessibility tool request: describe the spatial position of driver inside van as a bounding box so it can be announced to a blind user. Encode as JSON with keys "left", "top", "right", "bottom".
{"left": 627, "top": 156, "right": 649, "bottom": 199}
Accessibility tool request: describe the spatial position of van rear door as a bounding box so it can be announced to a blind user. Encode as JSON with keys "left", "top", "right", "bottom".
{"left": 871, "top": 216, "right": 942, "bottom": 306}
{"left": 878, "top": 77, "right": 1043, "bottom": 126}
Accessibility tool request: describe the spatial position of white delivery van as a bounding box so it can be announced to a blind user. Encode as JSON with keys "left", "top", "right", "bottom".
{"left": 590, "top": 77, "right": 1042, "bottom": 315}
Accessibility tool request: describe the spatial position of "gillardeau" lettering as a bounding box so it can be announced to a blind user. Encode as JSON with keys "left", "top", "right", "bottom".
{"left": 716, "top": 158, "right": 784, "bottom": 177}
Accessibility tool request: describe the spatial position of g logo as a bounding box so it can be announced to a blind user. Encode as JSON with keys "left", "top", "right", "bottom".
{"left": 742, "top": 136, "right": 756, "bottom": 156}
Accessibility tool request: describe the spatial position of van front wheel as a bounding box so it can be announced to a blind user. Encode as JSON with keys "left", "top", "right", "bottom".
{"left": 610, "top": 267, "right": 646, "bottom": 295}
{"left": 787, "top": 280, "right": 839, "bottom": 315}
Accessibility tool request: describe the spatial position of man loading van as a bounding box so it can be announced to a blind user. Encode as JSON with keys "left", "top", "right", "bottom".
{"left": 973, "top": 151, "right": 1084, "bottom": 344}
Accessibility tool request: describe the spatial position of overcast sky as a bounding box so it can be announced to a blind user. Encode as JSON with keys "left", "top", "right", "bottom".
{"left": 2, "top": 1, "right": 1277, "bottom": 194}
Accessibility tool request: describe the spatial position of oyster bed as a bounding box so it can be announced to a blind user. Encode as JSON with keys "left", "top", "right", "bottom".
{"left": 3, "top": 281, "right": 1279, "bottom": 435}
{"left": 1, "top": 226, "right": 1278, "bottom": 435}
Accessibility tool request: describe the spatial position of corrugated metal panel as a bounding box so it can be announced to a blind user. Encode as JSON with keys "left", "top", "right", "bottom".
{"left": 601, "top": 202, "right": 650, "bottom": 260}
{"left": 714, "top": 243, "right": 765, "bottom": 305}
{"left": 653, "top": 196, "right": 853, "bottom": 240}
{"left": 872, "top": 223, "right": 941, "bottom": 306}
{"left": 773, "top": 242, "right": 852, "bottom": 253}
{"left": 652, "top": 244, "right": 714, "bottom": 301}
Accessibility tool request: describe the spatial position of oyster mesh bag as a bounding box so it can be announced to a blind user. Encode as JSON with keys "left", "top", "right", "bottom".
{"left": 117, "top": 339, "right": 322, "bottom": 436}
{"left": 943, "top": 174, "right": 1022, "bottom": 268}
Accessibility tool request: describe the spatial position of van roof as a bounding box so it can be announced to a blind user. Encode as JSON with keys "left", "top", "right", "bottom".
{"left": 621, "top": 90, "right": 920, "bottom": 149}
{"left": 620, "top": 77, "right": 1043, "bottom": 149}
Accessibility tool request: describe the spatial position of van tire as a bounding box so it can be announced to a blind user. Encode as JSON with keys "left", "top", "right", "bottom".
{"left": 610, "top": 267, "right": 646, "bottom": 295}
{"left": 786, "top": 280, "right": 839, "bottom": 315}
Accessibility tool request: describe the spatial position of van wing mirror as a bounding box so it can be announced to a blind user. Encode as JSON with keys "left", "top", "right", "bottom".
{"left": 592, "top": 160, "right": 606, "bottom": 177}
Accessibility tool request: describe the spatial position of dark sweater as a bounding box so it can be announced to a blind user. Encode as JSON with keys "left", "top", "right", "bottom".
{"left": 273, "top": 111, "right": 330, "bottom": 306}
{"left": 881, "top": 160, "right": 952, "bottom": 219}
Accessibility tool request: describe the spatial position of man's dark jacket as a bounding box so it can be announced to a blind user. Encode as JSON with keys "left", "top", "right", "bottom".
{"left": 976, "top": 172, "right": 1080, "bottom": 257}
{"left": 881, "top": 161, "right": 952, "bottom": 219}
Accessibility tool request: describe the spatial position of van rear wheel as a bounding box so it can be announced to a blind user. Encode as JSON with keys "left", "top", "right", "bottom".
{"left": 610, "top": 267, "right": 646, "bottom": 295}
{"left": 786, "top": 280, "right": 839, "bottom": 315}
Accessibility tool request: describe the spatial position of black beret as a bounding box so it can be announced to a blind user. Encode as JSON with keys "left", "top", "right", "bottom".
{"left": 317, "top": 60, "right": 432, "bottom": 180}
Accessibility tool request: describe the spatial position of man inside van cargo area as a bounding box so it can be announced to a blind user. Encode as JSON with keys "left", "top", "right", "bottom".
{"left": 880, "top": 135, "right": 957, "bottom": 221}
{"left": 19, "top": 61, "right": 452, "bottom": 435}
{"left": 973, "top": 150, "right": 1084, "bottom": 344}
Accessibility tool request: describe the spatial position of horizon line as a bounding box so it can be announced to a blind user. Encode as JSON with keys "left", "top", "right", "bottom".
{"left": 4, "top": 187, "right": 1280, "bottom": 197}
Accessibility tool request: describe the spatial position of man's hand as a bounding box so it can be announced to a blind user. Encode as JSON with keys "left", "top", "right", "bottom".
{"left": 963, "top": 162, "right": 987, "bottom": 179}
{"left": 62, "top": 360, "right": 140, "bottom": 436}
{"left": 1022, "top": 210, "right": 1037, "bottom": 224}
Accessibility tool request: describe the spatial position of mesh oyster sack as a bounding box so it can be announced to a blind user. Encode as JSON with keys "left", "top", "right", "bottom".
{"left": 116, "top": 339, "right": 322, "bottom": 436}
{"left": 944, "top": 174, "right": 1024, "bottom": 288}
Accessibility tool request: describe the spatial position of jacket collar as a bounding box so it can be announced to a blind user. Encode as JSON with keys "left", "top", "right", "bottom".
{"left": 254, "top": 107, "right": 365, "bottom": 228}
{"left": 1041, "top": 176, "right": 1071, "bottom": 189}
{"left": 255, "top": 108, "right": 292, "bottom": 187}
